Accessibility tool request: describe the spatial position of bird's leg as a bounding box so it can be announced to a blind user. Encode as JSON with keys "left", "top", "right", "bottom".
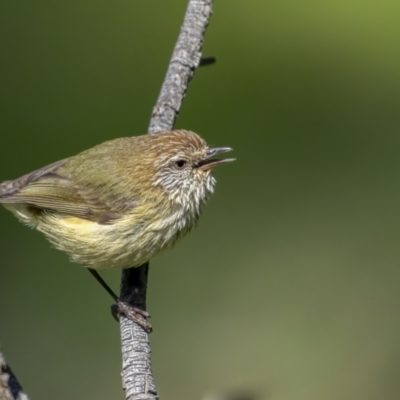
{"left": 87, "top": 268, "right": 152, "bottom": 332}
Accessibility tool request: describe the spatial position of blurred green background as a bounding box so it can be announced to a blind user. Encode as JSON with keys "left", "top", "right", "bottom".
{"left": 1, "top": 1, "right": 400, "bottom": 399}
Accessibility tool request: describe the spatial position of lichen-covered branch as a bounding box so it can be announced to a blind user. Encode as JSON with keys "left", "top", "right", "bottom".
{"left": 0, "top": 348, "right": 29, "bottom": 400}
{"left": 119, "top": 1, "right": 214, "bottom": 399}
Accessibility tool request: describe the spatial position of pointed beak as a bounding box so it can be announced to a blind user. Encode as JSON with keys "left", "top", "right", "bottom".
{"left": 197, "top": 147, "right": 235, "bottom": 171}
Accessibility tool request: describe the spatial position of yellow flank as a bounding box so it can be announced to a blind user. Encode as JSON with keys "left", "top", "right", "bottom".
{"left": 33, "top": 206, "right": 193, "bottom": 270}
{"left": 61, "top": 217, "right": 98, "bottom": 228}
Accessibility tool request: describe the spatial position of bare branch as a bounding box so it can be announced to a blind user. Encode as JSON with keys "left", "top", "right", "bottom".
{"left": 0, "top": 348, "right": 29, "bottom": 400}
{"left": 119, "top": 1, "right": 214, "bottom": 399}
{"left": 148, "top": 0, "right": 214, "bottom": 134}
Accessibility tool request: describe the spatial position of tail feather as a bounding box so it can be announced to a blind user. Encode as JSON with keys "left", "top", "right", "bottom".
{"left": 0, "top": 180, "right": 13, "bottom": 198}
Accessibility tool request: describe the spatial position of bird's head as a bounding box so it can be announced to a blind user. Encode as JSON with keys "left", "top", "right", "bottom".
{"left": 148, "top": 130, "right": 234, "bottom": 212}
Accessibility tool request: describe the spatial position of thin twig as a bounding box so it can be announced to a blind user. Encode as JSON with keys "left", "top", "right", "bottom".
{"left": 0, "top": 348, "right": 29, "bottom": 400}
{"left": 148, "top": 0, "right": 214, "bottom": 134}
{"left": 119, "top": 1, "right": 214, "bottom": 399}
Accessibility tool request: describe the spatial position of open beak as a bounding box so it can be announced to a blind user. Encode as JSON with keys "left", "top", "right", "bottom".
{"left": 197, "top": 147, "right": 235, "bottom": 171}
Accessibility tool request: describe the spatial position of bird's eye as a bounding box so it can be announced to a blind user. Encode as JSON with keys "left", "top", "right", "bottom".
{"left": 175, "top": 159, "right": 187, "bottom": 169}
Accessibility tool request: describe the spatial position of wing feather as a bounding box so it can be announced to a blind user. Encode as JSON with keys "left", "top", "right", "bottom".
{"left": 0, "top": 161, "right": 119, "bottom": 221}
{"left": 0, "top": 138, "right": 141, "bottom": 223}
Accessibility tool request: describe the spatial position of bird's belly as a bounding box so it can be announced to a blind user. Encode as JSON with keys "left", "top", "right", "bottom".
{"left": 36, "top": 211, "right": 194, "bottom": 269}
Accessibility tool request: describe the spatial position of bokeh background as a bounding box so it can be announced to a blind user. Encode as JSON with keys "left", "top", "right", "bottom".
{"left": 1, "top": 1, "right": 400, "bottom": 399}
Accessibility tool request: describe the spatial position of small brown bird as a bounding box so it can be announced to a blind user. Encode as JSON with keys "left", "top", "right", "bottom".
{"left": 0, "top": 130, "right": 234, "bottom": 328}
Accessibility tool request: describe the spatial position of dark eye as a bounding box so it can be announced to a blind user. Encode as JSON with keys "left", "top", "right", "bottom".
{"left": 175, "top": 159, "right": 187, "bottom": 169}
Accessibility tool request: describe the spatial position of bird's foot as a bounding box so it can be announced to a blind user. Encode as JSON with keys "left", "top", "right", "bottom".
{"left": 111, "top": 301, "right": 152, "bottom": 333}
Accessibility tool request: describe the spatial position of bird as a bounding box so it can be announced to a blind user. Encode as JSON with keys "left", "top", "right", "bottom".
{"left": 0, "top": 129, "right": 234, "bottom": 330}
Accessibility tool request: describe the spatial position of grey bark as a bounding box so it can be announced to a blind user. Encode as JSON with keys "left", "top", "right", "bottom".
{"left": 148, "top": 0, "right": 214, "bottom": 134}
{"left": 0, "top": 349, "right": 29, "bottom": 400}
{"left": 119, "top": 1, "right": 214, "bottom": 399}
